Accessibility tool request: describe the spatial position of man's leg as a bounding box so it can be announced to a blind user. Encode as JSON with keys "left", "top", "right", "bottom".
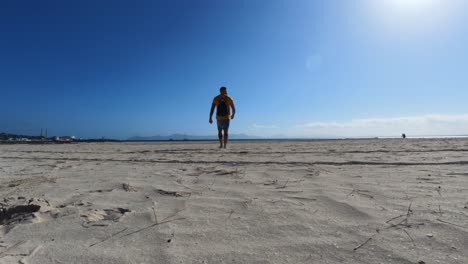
{"left": 223, "top": 128, "right": 228, "bottom": 148}
{"left": 218, "top": 129, "right": 223, "bottom": 148}
{"left": 217, "top": 120, "right": 223, "bottom": 148}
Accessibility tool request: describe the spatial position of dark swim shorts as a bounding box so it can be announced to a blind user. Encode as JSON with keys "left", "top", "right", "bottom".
{"left": 217, "top": 119, "right": 230, "bottom": 130}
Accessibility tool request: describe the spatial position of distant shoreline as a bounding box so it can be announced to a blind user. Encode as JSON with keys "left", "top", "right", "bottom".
{"left": 2, "top": 135, "right": 468, "bottom": 145}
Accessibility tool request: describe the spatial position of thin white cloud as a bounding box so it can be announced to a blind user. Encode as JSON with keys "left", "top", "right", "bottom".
{"left": 292, "top": 114, "right": 468, "bottom": 137}
{"left": 249, "top": 124, "right": 280, "bottom": 130}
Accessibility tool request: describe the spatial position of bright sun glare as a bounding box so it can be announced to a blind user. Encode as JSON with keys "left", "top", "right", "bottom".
{"left": 381, "top": 0, "right": 439, "bottom": 14}
{"left": 368, "top": 0, "right": 464, "bottom": 35}
{"left": 389, "top": 0, "right": 435, "bottom": 8}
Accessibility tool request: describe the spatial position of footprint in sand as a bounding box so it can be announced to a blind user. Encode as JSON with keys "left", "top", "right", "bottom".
{"left": 0, "top": 197, "right": 55, "bottom": 235}
{"left": 81, "top": 208, "right": 131, "bottom": 224}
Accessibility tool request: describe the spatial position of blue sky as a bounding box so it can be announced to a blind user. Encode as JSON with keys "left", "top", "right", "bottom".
{"left": 1, "top": 0, "right": 468, "bottom": 139}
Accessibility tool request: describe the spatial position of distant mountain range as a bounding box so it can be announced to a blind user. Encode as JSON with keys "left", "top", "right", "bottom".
{"left": 127, "top": 133, "right": 262, "bottom": 141}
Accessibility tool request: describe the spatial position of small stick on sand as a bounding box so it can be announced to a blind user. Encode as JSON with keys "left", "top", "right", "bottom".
{"left": 353, "top": 237, "right": 373, "bottom": 251}
{"left": 160, "top": 208, "right": 186, "bottom": 223}
{"left": 121, "top": 217, "right": 186, "bottom": 238}
{"left": 436, "top": 219, "right": 468, "bottom": 230}
{"left": 402, "top": 229, "right": 415, "bottom": 246}
{"left": 89, "top": 227, "right": 128, "bottom": 247}
{"left": 404, "top": 202, "right": 413, "bottom": 225}
{"left": 152, "top": 206, "right": 158, "bottom": 225}
{"left": 120, "top": 208, "right": 187, "bottom": 238}
{"left": 385, "top": 214, "right": 406, "bottom": 224}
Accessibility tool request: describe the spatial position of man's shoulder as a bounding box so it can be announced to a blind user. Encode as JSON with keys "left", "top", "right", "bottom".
{"left": 213, "top": 95, "right": 234, "bottom": 103}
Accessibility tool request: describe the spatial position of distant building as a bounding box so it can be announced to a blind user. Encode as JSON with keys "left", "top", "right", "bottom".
{"left": 54, "top": 136, "right": 75, "bottom": 142}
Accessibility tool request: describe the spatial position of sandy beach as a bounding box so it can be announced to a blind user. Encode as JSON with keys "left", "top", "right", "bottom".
{"left": 1, "top": 139, "right": 468, "bottom": 263}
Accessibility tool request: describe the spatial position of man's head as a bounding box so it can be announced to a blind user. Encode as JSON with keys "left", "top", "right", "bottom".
{"left": 220, "top": 86, "right": 227, "bottom": 95}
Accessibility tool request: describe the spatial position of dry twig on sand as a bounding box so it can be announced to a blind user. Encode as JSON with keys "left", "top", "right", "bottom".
{"left": 386, "top": 203, "right": 413, "bottom": 228}
{"left": 403, "top": 202, "right": 413, "bottom": 226}
{"left": 88, "top": 207, "right": 186, "bottom": 247}
{"left": 89, "top": 228, "right": 128, "bottom": 247}
{"left": 152, "top": 202, "right": 158, "bottom": 225}
{"left": 385, "top": 214, "right": 406, "bottom": 224}
{"left": 121, "top": 217, "right": 186, "bottom": 238}
{"left": 402, "top": 229, "right": 415, "bottom": 246}
{"left": 353, "top": 236, "right": 374, "bottom": 251}
{"left": 121, "top": 208, "right": 186, "bottom": 238}
{"left": 436, "top": 219, "right": 468, "bottom": 230}
{"left": 355, "top": 202, "right": 418, "bottom": 252}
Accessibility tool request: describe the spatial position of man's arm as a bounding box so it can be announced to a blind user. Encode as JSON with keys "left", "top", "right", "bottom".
{"left": 209, "top": 104, "right": 216, "bottom": 124}
{"left": 231, "top": 104, "right": 236, "bottom": 119}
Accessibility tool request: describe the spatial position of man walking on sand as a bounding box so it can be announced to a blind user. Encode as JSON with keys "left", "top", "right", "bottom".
{"left": 209, "top": 86, "right": 236, "bottom": 148}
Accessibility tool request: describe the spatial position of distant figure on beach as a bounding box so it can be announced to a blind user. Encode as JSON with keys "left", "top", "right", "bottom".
{"left": 209, "top": 86, "right": 236, "bottom": 148}
{"left": 402, "top": 133, "right": 406, "bottom": 139}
